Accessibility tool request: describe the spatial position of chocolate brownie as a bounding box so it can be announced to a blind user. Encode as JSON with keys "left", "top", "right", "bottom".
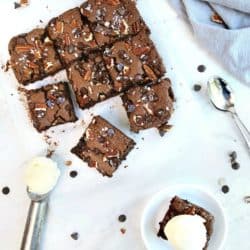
{"left": 80, "top": 0, "right": 146, "bottom": 47}
{"left": 71, "top": 116, "right": 135, "bottom": 177}
{"left": 103, "top": 29, "right": 166, "bottom": 92}
{"left": 121, "top": 79, "right": 174, "bottom": 133}
{"left": 26, "top": 82, "right": 77, "bottom": 132}
{"left": 47, "top": 8, "right": 98, "bottom": 65}
{"left": 9, "top": 29, "right": 62, "bottom": 85}
{"left": 67, "top": 53, "right": 115, "bottom": 109}
{"left": 158, "top": 196, "right": 214, "bottom": 249}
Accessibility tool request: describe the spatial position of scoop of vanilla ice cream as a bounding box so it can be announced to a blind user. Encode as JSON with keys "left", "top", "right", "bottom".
{"left": 164, "top": 214, "right": 207, "bottom": 250}
{"left": 24, "top": 157, "right": 60, "bottom": 195}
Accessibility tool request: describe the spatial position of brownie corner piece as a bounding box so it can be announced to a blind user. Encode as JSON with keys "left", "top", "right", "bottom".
{"left": 9, "top": 28, "right": 62, "bottom": 85}
{"left": 47, "top": 7, "right": 98, "bottom": 65}
{"left": 158, "top": 196, "right": 214, "bottom": 249}
{"left": 71, "top": 116, "right": 135, "bottom": 177}
{"left": 80, "top": 0, "right": 146, "bottom": 47}
{"left": 66, "top": 53, "right": 115, "bottom": 109}
{"left": 26, "top": 82, "right": 77, "bottom": 132}
{"left": 121, "top": 78, "right": 174, "bottom": 133}
{"left": 103, "top": 29, "right": 166, "bottom": 92}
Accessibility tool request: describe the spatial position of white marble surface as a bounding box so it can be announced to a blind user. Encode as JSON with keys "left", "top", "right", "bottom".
{"left": 0, "top": 0, "right": 250, "bottom": 249}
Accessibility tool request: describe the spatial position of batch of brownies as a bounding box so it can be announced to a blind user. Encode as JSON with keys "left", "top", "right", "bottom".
{"left": 8, "top": 0, "right": 174, "bottom": 177}
{"left": 8, "top": 0, "right": 215, "bottom": 246}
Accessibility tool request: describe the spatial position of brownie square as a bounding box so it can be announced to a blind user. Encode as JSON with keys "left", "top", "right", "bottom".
{"left": 9, "top": 28, "right": 62, "bottom": 85}
{"left": 71, "top": 116, "right": 135, "bottom": 177}
{"left": 80, "top": 0, "right": 146, "bottom": 47}
{"left": 47, "top": 8, "right": 98, "bottom": 65}
{"left": 103, "top": 29, "right": 166, "bottom": 92}
{"left": 121, "top": 79, "right": 174, "bottom": 133}
{"left": 26, "top": 82, "right": 77, "bottom": 132}
{"left": 158, "top": 196, "right": 214, "bottom": 249}
{"left": 67, "top": 53, "right": 115, "bottom": 109}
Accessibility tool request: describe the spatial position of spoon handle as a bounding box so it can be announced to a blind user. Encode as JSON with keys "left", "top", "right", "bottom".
{"left": 232, "top": 112, "right": 250, "bottom": 152}
{"left": 21, "top": 200, "right": 48, "bottom": 250}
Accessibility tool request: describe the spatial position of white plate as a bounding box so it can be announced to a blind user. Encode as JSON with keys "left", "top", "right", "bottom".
{"left": 141, "top": 185, "right": 227, "bottom": 250}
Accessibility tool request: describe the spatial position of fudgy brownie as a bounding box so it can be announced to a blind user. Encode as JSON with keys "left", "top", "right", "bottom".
{"left": 67, "top": 53, "right": 115, "bottom": 109}
{"left": 9, "top": 28, "right": 62, "bottom": 85}
{"left": 103, "top": 29, "right": 166, "bottom": 92}
{"left": 158, "top": 196, "right": 214, "bottom": 250}
{"left": 47, "top": 8, "right": 98, "bottom": 65}
{"left": 121, "top": 79, "right": 174, "bottom": 133}
{"left": 71, "top": 116, "right": 135, "bottom": 177}
{"left": 26, "top": 82, "right": 77, "bottom": 132}
{"left": 80, "top": 0, "right": 146, "bottom": 47}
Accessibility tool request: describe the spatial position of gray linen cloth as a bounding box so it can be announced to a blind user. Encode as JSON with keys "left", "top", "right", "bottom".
{"left": 168, "top": 0, "right": 250, "bottom": 85}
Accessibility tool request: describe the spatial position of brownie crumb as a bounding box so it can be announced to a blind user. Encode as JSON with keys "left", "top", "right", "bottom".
{"left": 244, "top": 196, "right": 250, "bottom": 204}
{"left": 124, "top": 165, "right": 128, "bottom": 169}
{"left": 120, "top": 228, "right": 126, "bottom": 234}
{"left": 46, "top": 149, "right": 55, "bottom": 158}
{"left": 118, "top": 215, "right": 127, "bottom": 223}
{"left": 211, "top": 13, "right": 224, "bottom": 24}
{"left": 65, "top": 160, "right": 72, "bottom": 166}
{"left": 193, "top": 84, "right": 202, "bottom": 92}
{"left": 197, "top": 65, "right": 206, "bottom": 73}
{"left": 70, "top": 171, "right": 78, "bottom": 178}
{"left": 229, "top": 151, "right": 237, "bottom": 161}
{"left": 39, "top": 20, "right": 43, "bottom": 23}
{"left": 70, "top": 232, "right": 79, "bottom": 240}
{"left": 221, "top": 185, "right": 229, "bottom": 194}
{"left": 159, "top": 123, "right": 173, "bottom": 137}
{"left": 2, "top": 187, "right": 10, "bottom": 195}
{"left": 2, "top": 61, "right": 10, "bottom": 72}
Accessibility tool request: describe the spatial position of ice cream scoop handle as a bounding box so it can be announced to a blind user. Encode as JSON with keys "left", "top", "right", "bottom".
{"left": 21, "top": 200, "right": 48, "bottom": 250}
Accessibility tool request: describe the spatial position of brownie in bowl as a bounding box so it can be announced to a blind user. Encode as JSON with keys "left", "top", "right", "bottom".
{"left": 47, "top": 8, "right": 98, "bottom": 65}
{"left": 80, "top": 0, "right": 146, "bottom": 47}
{"left": 26, "top": 82, "right": 77, "bottom": 132}
{"left": 71, "top": 116, "right": 135, "bottom": 177}
{"left": 103, "top": 29, "right": 166, "bottom": 92}
{"left": 66, "top": 53, "right": 116, "bottom": 109}
{"left": 9, "top": 28, "right": 62, "bottom": 85}
{"left": 158, "top": 196, "right": 214, "bottom": 250}
{"left": 121, "top": 79, "right": 174, "bottom": 133}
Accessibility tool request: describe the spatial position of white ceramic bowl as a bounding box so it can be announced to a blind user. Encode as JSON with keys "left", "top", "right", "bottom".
{"left": 141, "top": 184, "right": 227, "bottom": 250}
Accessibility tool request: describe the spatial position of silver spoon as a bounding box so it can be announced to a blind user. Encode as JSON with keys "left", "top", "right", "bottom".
{"left": 207, "top": 76, "right": 250, "bottom": 153}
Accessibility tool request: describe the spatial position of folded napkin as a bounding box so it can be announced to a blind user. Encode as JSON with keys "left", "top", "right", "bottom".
{"left": 168, "top": 0, "right": 250, "bottom": 86}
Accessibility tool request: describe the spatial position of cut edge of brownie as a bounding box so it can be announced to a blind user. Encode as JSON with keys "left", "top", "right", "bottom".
{"left": 158, "top": 196, "right": 214, "bottom": 250}
{"left": 71, "top": 116, "right": 136, "bottom": 177}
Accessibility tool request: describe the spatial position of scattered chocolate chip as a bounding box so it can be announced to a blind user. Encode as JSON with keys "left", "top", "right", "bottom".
{"left": 197, "top": 65, "right": 206, "bottom": 73}
{"left": 70, "top": 170, "right": 78, "bottom": 178}
{"left": 118, "top": 214, "right": 127, "bottom": 222}
{"left": 70, "top": 232, "right": 79, "bottom": 240}
{"left": 120, "top": 228, "right": 126, "bottom": 234}
{"left": 221, "top": 185, "right": 229, "bottom": 194}
{"left": 14, "top": 2, "right": 21, "bottom": 9}
{"left": 229, "top": 151, "right": 237, "bottom": 161}
{"left": 2, "top": 187, "right": 10, "bottom": 195}
{"left": 244, "top": 196, "right": 250, "bottom": 204}
{"left": 232, "top": 162, "right": 240, "bottom": 170}
{"left": 193, "top": 84, "right": 202, "bottom": 92}
{"left": 65, "top": 160, "right": 72, "bottom": 166}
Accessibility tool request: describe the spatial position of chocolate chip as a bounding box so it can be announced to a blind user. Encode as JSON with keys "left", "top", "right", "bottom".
{"left": 2, "top": 187, "right": 10, "bottom": 195}
{"left": 14, "top": 2, "right": 21, "bottom": 9}
{"left": 116, "top": 63, "right": 124, "bottom": 72}
{"left": 46, "top": 99, "right": 55, "bottom": 108}
{"left": 70, "top": 171, "right": 78, "bottom": 178}
{"left": 56, "top": 96, "right": 66, "bottom": 104}
{"left": 118, "top": 214, "right": 127, "bottom": 222}
{"left": 156, "top": 109, "right": 165, "bottom": 117}
{"left": 229, "top": 151, "right": 237, "bottom": 161}
{"left": 232, "top": 162, "right": 240, "bottom": 170}
{"left": 221, "top": 185, "right": 229, "bottom": 193}
{"left": 193, "top": 84, "right": 202, "bottom": 92}
{"left": 70, "top": 232, "right": 79, "bottom": 240}
{"left": 107, "top": 128, "right": 115, "bottom": 137}
{"left": 197, "top": 65, "right": 206, "bottom": 72}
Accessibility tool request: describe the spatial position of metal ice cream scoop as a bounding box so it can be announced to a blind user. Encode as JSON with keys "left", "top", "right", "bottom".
{"left": 21, "top": 157, "right": 60, "bottom": 250}
{"left": 207, "top": 76, "right": 250, "bottom": 153}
